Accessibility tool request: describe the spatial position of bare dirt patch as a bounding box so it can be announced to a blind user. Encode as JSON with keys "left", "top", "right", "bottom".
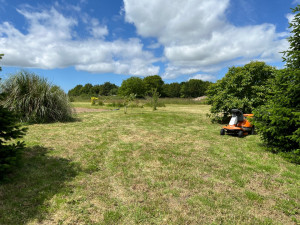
{"left": 73, "top": 107, "right": 110, "bottom": 113}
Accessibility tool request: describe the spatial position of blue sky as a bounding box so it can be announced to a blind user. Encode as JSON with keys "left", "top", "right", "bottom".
{"left": 0, "top": 0, "right": 297, "bottom": 92}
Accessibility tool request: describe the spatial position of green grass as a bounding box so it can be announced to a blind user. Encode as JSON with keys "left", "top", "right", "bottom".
{"left": 0, "top": 104, "right": 299, "bottom": 224}
{"left": 71, "top": 96, "right": 206, "bottom": 107}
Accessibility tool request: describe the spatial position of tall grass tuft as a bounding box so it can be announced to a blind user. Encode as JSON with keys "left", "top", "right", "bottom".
{"left": 0, "top": 70, "right": 73, "bottom": 123}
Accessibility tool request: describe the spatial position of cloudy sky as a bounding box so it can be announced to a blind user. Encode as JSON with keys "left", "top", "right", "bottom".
{"left": 0, "top": 0, "right": 296, "bottom": 91}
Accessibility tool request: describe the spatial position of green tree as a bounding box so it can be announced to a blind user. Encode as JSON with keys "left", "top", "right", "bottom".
{"left": 81, "top": 83, "right": 93, "bottom": 95}
{"left": 99, "top": 82, "right": 119, "bottom": 96}
{"left": 150, "top": 88, "right": 161, "bottom": 111}
{"left": 180, "top": 79, "right": 211, "bottom": 98}
{"left": 68, "top": 84, "right": 83, "bottom": 96}
{"left": 282, "top": 6, "right": 300, "bottom": 69}
{"left": 253, "top": 69, "right": 300, "bottom": 157}
{"left": 0, "top": 55, "right": 27, "bottom": 179}
{"left": 118, "top": 77, "right": 146, "bottom": 98}
{"left": 253, "top": 6, "right": 300, "bottom": 161}
{"left": 91, "top": 84, "right": 101, "bottom": 95}
{"left": 207, "top": 61, "right": 275, "bottom": 121}
{"left": 162, "top": 83, "right": 181, "bottom": 97}
{"left": 143, "top": 75, "right": 164, "bottom": 95}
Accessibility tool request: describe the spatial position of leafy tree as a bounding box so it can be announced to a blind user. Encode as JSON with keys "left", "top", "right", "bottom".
{"left": 150, "top": 88, "right": 161, "bottom": 111}
{"left": 143, "top": 75, "right": 164, "bottom": 95}
{"left": 118, "top": 77, "right": 146, "bottom": 98}
{"left": 162, "top": 83, "right": 181, "bottom": 97}
{"left": 81, "top": 83, "right": 93, "bottom": 95}
{"left": 282, "top": 6, "right": 300, "bottom": 69}
{"left": 207, "top": 61, "right": 275, "bottom": 121}
{"left": 91, "top": 84, "right": 101, "bottom": 95}
{"left": 0, "top": 54, "right": 27, "bottom": 179}
{"left": 99, "top": 82, "right": 119, "bottom": 96}
{"left": 180, "top": 79, "right": 211, "bottom": 98}
{"left": 68, "top": 84, "right": 83, "bottom": 96}
{"left": 1, "top": 70, "right": 73, "bottom": 123}
{"left": 123, "top": 93, "right": 136, "bottom": 114}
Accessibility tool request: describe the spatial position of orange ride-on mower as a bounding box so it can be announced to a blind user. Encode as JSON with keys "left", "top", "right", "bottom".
{"left": 220, "top": 109, "right": 254, "bottom": 138}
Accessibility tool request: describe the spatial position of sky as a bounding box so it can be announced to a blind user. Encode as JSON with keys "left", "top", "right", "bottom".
{"left": 0, "top": 0, "right": 297, "bottom": 92}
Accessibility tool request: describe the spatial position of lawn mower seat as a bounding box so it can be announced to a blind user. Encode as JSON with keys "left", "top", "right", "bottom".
{"left": 231, "top": 109, "right": 244, "bottom": 122}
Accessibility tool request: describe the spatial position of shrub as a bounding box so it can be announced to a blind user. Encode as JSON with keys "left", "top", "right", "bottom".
{"left": 0, "top": 70, "right": 73, "bottom": 123}
{"left": 91, "top": 97, "right": 98, "bottom": 105}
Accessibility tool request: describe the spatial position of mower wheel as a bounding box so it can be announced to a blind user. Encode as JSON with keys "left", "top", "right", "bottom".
{"left": 250, "top": 126, "right": 255, "bottom": 135}
{"left": 220, "top": 129, "right": 225, "bottom": 135}
{"left": 238, "top": 130, "right": 244, "bottom": 138}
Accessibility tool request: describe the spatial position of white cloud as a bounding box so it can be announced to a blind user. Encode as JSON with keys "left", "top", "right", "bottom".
{"left": 147, "top": 42, "right": 161, "bottom": 49}
{"left": 0, "top": 7, "right": 159, "bottom": 76}
{"left": 188, "top": 74, "right": 217, "bottom": 82}
{"left": 88, "top": 18, "right": 108, "bottom": 38}
{"left": 124, "top": 0, "right": 289, "bottom": 79}
{"left": 293, "top": 0, "right": 300, "bottom": 4}
{"left": 286, "top": 13, "right": 295, "bottom": 24}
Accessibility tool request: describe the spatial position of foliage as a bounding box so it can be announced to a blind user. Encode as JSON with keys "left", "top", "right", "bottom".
{"left": 123, "top": 93, "right": 136, "bottom": 114}
{"left": 252, "top": 6, "right": 300, "bottom": 162}
{"left": 0, "top": 70, "right": 73, "bottom": 123}
{"left": 0, "top": 105, "right": 27, "bottom": 180}
{"left": 150, "top": 88, "right": 161, "bottom": 111}
{"left": 162, "top": 82, "right": 181, "bottom": 98}
{"left": 143, "top": 75, "right": 164, "bottom": 95}
{"left": 0, "top": 54, "right": 3, "bottom": 71}
{"left": 91, "top": 97, "right": 98, "bottom": 105}
{"left": 81, "top": 83, "right": 93, "bottom": 95}
{"left": 253, "top": 70, "right": 300, "bottom": 161}
{"left": 207, "top": 61, "right": 275, "bottom": 121}
{"left": 282, "top": 6, "right": 300, "bottom": 69}
{"left": 180, "top": 79, "right": 211, "bottom": 98}
{"left": 68, "top": 82, "right": 119, "bottom": 97}
{"left": 0, "top": 55, "right": 27, "bottom": 180}
{"left": 68, "top": 84, "right": 83, "bottom": 96}
{"left": 118, "top": 77, "right": 146, "bottom": 98}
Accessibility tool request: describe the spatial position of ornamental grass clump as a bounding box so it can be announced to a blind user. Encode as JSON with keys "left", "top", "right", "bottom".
{"left": 0, "top": 70, "right": 73, "bottom": 123}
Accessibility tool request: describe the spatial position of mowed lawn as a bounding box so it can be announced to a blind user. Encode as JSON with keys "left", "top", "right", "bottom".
{"left": 0, "top": 104, "right": 299, "bottom": 224}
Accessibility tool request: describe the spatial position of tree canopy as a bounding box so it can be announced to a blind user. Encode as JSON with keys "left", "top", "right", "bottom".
{"left": 282, "top": 6, "right": 300, "bottom": 69}
{"left": 118, "top": 77, "right": 146, "bottom": 98}
{"left": 207, "top": 61, "right": 275, "bottom": 120}
{"left": 143, "top": 75, "right": 164, "bottom": 95}
{"left": 181, "top": 79, "right": 211, "bottom": 98}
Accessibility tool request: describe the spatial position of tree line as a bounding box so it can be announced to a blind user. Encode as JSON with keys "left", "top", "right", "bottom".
{"left": 68, "top": 75, "right": 212, "bottom": 98}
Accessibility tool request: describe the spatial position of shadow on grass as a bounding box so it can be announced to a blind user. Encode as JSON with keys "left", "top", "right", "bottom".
{"left": 0, "top": 146, "right": 80, "bottom": 224}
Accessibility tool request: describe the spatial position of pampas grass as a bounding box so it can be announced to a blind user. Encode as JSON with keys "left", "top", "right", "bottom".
{"left": 0, "top": 70, "right": 73, "bottom": 123}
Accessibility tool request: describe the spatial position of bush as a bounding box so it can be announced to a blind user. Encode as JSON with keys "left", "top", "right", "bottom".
{"left": 0, "top": 71, "right": 73, "bottom": 123}
{"left": 91, "top": 97, "right": 98, "bottom": 105}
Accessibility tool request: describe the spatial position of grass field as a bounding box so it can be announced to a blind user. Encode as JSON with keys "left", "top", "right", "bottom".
{"left": 0, "top": 104, "right": 299, "bottom": 224}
